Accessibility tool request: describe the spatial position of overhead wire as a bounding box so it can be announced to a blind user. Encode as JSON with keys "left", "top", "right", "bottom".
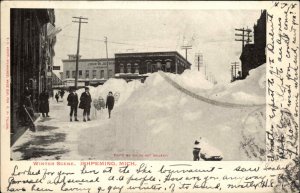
{"left": 59, "top": 34, "right": 170, "bottom": 50}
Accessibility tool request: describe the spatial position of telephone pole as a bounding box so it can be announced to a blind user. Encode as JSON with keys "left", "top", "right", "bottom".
{"left": 72, "top": 16, "right": 88, "bottom": 89}
{"left": 235, "top": 27, "right": 252, "bottom": 50}
{"left": 181, "top": 45, "right": 192, "bottom": 61}
{"left": 194, "top": 53, "right": 203, "bottom": 72}
{"left": 104, "top": 36, "right": 109, "bottom": 79}
{"left": 231, "top": 62, "right": 239, "bottom": 81}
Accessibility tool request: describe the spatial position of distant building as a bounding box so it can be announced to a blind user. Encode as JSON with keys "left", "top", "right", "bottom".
{"left": 62, "top": 55, "right": 115, "bottom": 86}
{"left": 239, "top": 10, "right": 266, "bottom": 79}
{"left": 114, "top": 51, "right": 192, "bottom": 81}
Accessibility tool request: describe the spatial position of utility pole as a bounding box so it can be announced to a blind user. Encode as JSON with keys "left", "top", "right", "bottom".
{"left": 235, "top": 27, "right": 252, "bottom": 51}
{"left": 72, "top": 16, "right": 88, "bottom": 89}
{"left": 104, "top": 36, "right": 109, "bottom": 79}
{"left": 194, "top": 53, "right": 203, "bottom": 72}
{"left": 231, "top": 62, "right": 239, "bottom": 81}
{"left": 181, "top": 45, "right": 192, "bottom": 61}
{"left": 231, "top": 65, "right": 234, "bottom": 82}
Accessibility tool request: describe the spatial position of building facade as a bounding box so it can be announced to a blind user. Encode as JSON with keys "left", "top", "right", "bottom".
{"left": 114, "top": 51, "right": 192, "bottom": 80}
{"left": 239, "top": 10, "right": 266, "bottom": 79}
{"left": 62, "top": 55, "right": 115, "bottom": 86}
{"left": 10, "top": 9, "right": 57, "bottom": 133}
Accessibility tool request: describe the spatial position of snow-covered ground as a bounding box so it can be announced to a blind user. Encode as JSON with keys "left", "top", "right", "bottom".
{"left": 11, "top": 65, "right": 266, "bottom": 161}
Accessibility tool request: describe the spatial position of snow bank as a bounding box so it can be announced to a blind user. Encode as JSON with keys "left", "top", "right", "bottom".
{"left": 168, "top": 70, "right": 214, "bottom": 90}
{"left": 76, "top": 78, "right": 143, "bottom": 107}
{"left": 77, "top": 65, "right": 266, "bottom": 161}
{"left": 208, "top": 64, "right": 266, "bottom": 105}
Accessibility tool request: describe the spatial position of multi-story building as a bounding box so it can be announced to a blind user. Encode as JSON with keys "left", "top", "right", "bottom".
{"left": 62, "top": 55, "right": 115, "bottom": 86}
{"left": 239, "top": 10, "right": 266, "bottom": 79}
{"left": 114, "top": 51, "right": 192, "bottom": 81}
{"left": 10, "top": 9, "right": 57, "bottom": 133}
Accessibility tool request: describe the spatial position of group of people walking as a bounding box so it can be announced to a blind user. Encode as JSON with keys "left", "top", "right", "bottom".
{"left": 67, "top": 87, "right": 115, "bottom": 122}
{"left": 23, "top": 86, "right": 115, "bottom": 122}
{"left": 55, "top": 89, "right": 65, "bottom": 103}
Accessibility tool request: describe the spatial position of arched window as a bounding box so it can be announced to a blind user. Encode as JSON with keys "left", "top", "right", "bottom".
{"left": 127, "top": 63, "right": 132, "bottom": 73}
{"left": 134, "top": 63, "right": 139, "bottom": 74}
{"left": 165, "top": 59, "right": 172, "bottom": 72}
{"left": 155, "top": 60, "right": 162, "bottom": 71}
{"left": 145, "top": 60, "right": 152, "bottom": 73}
{"left": 120, "top": 63, "right": 124, "bottom": 73}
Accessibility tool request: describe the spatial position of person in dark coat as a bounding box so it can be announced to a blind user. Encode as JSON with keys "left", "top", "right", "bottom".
{"left": 24, "top": 85, "right": 31, "bottom": 99}
{"left": 106, "top": 91, "right": 115, "bottom": 119}
{"left": 55, "top": 92, "right": 59, "bottom": 103}
{"left": 67, "top": 87, "right": 79, "bottom": 122}
{"left": 39, "top": 89, "right": 50, "bottom": 117}
{"left": 60, "top": 89, "right": 65, "bottom": 99}
{"left": 79, "top": 87, "right": 92, "bottom": 122}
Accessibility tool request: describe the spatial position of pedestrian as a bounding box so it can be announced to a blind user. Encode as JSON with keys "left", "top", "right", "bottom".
{"left": 24, "top": 84, "right": 31, "bottom": 99}
{"left": 67, "top": 87, "right": 79, "bottom": 122}
{"left": 55, "top": 92, "right": 59, "bottom": 103}
{"left": 60, "top": 89, "right": 65, "bottom": 99}
{"left": 193, "top": 138, "right": 201, "bottom": 161}
{"left": 106, "top": 91, "right": 115, "bottom": 119}
{"left": 39, "top": 89, "right": 50, "bottom": 117}
{"left": 22, "top": 84, "right": 34, "bottom": 125}
{"left": 79, "top": 87, "right": 92, "bottom": 122}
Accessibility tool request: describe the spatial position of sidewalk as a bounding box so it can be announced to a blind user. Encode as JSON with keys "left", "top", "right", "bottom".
{"left": 10, "top": 98, "right": 112, "bottom": 160}
{"left": 10, "top": 113, "right": 39, "bottom": 147}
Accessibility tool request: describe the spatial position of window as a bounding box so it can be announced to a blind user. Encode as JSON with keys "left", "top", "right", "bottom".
{"left": 85, "top": 70, "right": 89, "bottom": 78}
{"left": 134, "top": 63, "right": 139, "bottom": 74}
{"left": 156, "top": 61, "right": 162, "bottom": 70}
{"left": 127, "top": 63, "right": 131, "bottom": 73}
{"left": 120, "top": 63, "right": 124, "bottom": 73}
{"left": 72, "top": 71, "right": 75, "bottom": 78}
{"left": 66, "top": 71, "right": 70, "bottom": 78}
{"left": 100, "top": 70, "right": 104, "bottom": 78}
{"left": 92, "top": 70, "right": 97, "bottom": 78}
{"left": 79, "top": 70, "right": 82, "bottom": 78}
{"left": 108, "top": 70, "right": 113, "bottom": 77}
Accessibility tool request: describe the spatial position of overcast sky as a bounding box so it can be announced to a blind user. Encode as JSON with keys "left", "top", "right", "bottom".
{"left": 54, "top": 9, "right": 262, "bottom": 83}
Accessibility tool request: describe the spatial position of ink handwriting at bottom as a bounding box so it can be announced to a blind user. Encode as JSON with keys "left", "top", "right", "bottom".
{"left": 227, "top": 179, "right": 274, "bottom": 189}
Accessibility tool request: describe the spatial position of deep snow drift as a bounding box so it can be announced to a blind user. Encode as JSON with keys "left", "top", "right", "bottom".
{"left": 11, "top": 65, "right": 265, "bottom": 161}
{"left": 77, "top": 64, "right": 266, "bottom": 161}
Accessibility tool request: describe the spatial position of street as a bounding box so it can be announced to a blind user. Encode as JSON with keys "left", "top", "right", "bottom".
{"left": 11, "top": 98, "right": 113, "bottom": 160}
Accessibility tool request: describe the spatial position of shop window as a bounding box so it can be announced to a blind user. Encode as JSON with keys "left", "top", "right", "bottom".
{"left": 66, "top": 71, "right": 70, "bottom": 78}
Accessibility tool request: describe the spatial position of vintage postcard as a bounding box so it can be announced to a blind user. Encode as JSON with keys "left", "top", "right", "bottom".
{"left": 1, "top": 1, "right": 299, "bottom": 193}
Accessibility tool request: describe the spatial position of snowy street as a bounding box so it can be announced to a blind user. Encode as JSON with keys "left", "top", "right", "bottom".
{"left": 11, "top": 68, "right": 266, "bottom": 161}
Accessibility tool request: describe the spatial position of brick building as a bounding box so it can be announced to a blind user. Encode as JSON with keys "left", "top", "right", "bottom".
{"left": 239, "top": 10, "right": 266, "bottom": 79}
{"left": 114, "top": 51, "right": 192, "bottom": 81}
{"left": 10, "top": 9, "right": 57, "bottom": 133}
